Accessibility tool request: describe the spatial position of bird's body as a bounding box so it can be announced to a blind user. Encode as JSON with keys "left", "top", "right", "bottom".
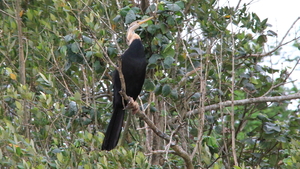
{"left": 101, "top": 39, "right": 147, "bottom": 150}
{"left": 101, "top": 17, "right": 153, "bottom": 151}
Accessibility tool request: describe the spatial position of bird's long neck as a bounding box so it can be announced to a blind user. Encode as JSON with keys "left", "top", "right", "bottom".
{"left": 127, "top": 24, "right": 141, "bottom": 45}
{"left": 127, "top": 33, "right": 140, "bottom": 45}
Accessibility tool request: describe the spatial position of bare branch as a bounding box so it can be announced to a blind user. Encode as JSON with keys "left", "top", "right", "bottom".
{"left": 185, "top": 92, "right": 300, "bottom": 117}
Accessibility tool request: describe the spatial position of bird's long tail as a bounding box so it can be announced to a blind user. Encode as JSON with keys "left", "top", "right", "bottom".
{"left": 101, "top": 107, "right": 125, "bottom": 151}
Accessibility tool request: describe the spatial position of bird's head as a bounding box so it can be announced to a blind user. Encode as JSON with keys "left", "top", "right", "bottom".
{"left": 126, "top": 16, "right": 154, "bottom": 45}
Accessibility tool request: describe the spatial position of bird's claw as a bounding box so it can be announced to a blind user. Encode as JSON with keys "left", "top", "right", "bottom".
{"left": 124, "top": 97, "right": 139, "bottom": 114}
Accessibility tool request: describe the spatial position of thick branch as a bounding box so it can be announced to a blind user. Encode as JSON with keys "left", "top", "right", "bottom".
{"left": 171, "top": 144, "right": 194, "bottom": 169}
{"left": 185, "top": 93, "right": 300, "bottom": 117}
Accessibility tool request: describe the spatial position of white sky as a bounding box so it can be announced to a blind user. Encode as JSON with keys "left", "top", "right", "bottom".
{"left": 219, "top": 0, "right": 300, "bottom": 109}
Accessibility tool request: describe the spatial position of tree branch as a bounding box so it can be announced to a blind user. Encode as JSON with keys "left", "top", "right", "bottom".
{"left": 185, "top": 92, "right": 300, "bottom": 117}
{"left": 178, "top": 67, "right": 202, "bottom": 87}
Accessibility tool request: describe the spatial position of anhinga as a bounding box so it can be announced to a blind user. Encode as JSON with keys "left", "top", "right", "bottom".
{"left": 102, "top": 16, "right": 153, "bottom": 151}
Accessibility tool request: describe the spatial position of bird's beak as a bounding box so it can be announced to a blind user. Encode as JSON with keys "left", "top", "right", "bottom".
{"left": 138, "top": 16, "right": 154, "bottom": 25}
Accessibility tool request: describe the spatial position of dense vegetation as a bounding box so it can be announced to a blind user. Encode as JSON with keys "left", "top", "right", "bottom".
{"left": 1, "top": 0, "right": 300, "bottom": 168}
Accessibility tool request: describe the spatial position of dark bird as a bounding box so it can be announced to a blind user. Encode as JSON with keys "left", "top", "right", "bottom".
{"left": 102, "top": 16, "right": 153, "bottom": 151}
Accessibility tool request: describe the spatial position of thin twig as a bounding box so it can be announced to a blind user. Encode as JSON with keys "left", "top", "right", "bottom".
{"left": 0, "top": 9, "right": 17, "bottom": 19}
{"left": 178, "top": 67, "right": 202, "bottom": 87}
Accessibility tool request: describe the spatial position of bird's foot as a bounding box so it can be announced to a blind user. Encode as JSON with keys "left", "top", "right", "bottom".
{"left": 125, "top": 97, "right": 139, "bottom": 114}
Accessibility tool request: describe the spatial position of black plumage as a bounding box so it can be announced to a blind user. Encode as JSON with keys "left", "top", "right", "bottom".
{"left": 101, "top": 32, "right": 148, "bottom": 151}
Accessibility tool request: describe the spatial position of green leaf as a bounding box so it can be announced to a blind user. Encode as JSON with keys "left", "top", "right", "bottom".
{"left": 150, "top": 105, "right": 158, "bottom": 112}
{"left": 10, "top": 20, "right": 17, "bottom": 30}
{"left": 38, "top": 72, "right": 50, "bottom": 84}
{"left": 144, "top": 79, "right": 155, "bottom": 91}
{"left": 27, "top": 9, "right": 33, "bottom": 21}
{"left": 71, "top": 42, "right": 80, "bottom": 53}
{"left": 147, "top": 24, "right": 157, "bottom": 34}
{"left": 15, "top": 101, "right": 22, "bottom": 110}
{"left": 162, "top": 84, "right": 171, "bottom": 96}
{"left": 157, "top": 3, "right": 164, "bottom": 11}
{"left": 170, "top": 89, "right": 178, "bottom": 100}
{"left": 125, "top": 10, "right": 136, "bottom": 24}
{"left": 175, "top": 1, "right": 185, "bottom": 9}
{"left": 159, "top": 23, "right": 168, "bottom": 34}
{"left": 16, "top": 147, "right": 22, "bottom": 156}
{"left": 113, "top": 15, "right": 121, "bottom": 23}
{"left": 74, "top": 91, "right": 81, "bottom": 101}
{"left": 249, "top": 77, "right": 258, "bottom": 84}
{"left": 163, "top": 56, "right": 175, "bottom": 69}
{"left": 86, "top": 51, "right": 94, "bottom": 58}
{"left": 257, "top": 113, "right": 271, "bottom": 121}
{"left": 148, "top": 54, "right": 162, "bottom": 65}
{"left": 60, "top": 45, "right": 67, "bottom": 55}
{"left": 40, "top": 19, "right": 51, "bottom": 29}
{"left": 267, "top": 30, "right": 277, "bottom": 37}
{"left": 261, "top": 18, "right": 268, "bottom": 27}
{"left": 87, "top": 132, "right": 93, "bottom": 140}
{"left": 167, "top": 16, "right": 175, "bottom": 26}
{"left": 154, "top": 84, "right": 162, "bottom": 95}
{"left": 57, "top": 153, "right": 63, "bottom": 162}
{"left": 51, "top": 148, "right": 62, "bottom": 154}
{"left": 50, "top": 13, "right": 56, "bottom": 21}
{"left": 263, "top": 122, "right": 281, "bottom": 134}
{"left": 162, "top": 42, "right": 175, "bottom": 57}
{"left": 159, "top": 77, "right": 171, "bottom": 83}
{"left": 257, "top": 35, "right": 267, "bottom": 45}
{"left": 82, "top": 35, "right": 93, "bottom": 44}
{"left": 166, "top": 3, "right": 181, "bottom": 12}
{"left": 120, "top": 6, "right": 131, "bottom": 16}
{"left": 276, "top": 136, "right": 287, "bottom": 143}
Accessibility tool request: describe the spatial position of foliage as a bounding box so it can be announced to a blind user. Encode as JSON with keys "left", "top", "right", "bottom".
{"left": 0, "top": 0, "right": 300, "bottom": 168}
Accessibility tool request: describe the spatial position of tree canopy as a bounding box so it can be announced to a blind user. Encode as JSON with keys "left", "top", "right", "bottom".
{"left": 1, "top": 0, "right": 300, "bottom": 168}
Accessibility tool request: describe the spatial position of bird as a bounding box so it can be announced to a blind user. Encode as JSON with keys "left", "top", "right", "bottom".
{"left": 102, "top": 16, "right": 153, "bottom": 151}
